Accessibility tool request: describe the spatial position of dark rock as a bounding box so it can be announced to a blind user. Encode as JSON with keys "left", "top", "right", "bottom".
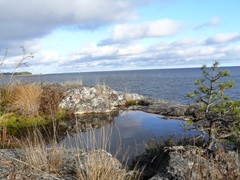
{"left": 128, "top": 98, "right": 188, "bottom": 118}
{"left": 132, "top": 145, "right": 239, "bottom": 180}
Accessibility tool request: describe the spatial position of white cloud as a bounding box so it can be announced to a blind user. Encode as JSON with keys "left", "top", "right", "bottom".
{"left": 194, "top": 16, "right": 220, "bottom": 30}
{"left": 52, "top": 34, "right": 240, "bottom": 73}
{"left": 208, "top": 17, "right": 220, "bottom": 26}
{"left": 2, "top": 32, "right": 240, "bottom": 74}
{"left": 205, "top": 33, "right": 240, "bottom": 44}
{"left": 171, "top": 37, "right": 203, "bottom": 47}
{"left": 110, "top": 19, "right": 183, "bottom": 42}
{"left": 0, "top": 0, "right": 142, "bottom": 49}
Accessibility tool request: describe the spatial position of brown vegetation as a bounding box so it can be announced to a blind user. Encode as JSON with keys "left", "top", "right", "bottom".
{"left": 7, "top": 82, "right": 43, "bottom": 116}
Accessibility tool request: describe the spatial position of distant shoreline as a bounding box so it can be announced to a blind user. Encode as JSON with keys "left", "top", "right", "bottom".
{"left": 0, "top": 72, "right": 32, "bottom": 76}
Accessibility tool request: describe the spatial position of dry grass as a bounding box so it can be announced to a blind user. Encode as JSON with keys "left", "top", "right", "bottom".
{"left": 0, "top": 82, "right": 64, "bottom": 117}
{"left": 66, "top": 124, "right": 142, "bottom": 180}
{"left": 23, "top": 129, "right": 65, "bottom": 172}
{"left": 183, "top": 148, "right": 240, "bottom": 179}
{"left": 63, "top": 80, "right": 83, "bottom": 87}
{"left": 0, "top": 85, "right": 14, "bottom": 112}
{"left": 77, "top": 150, "right": 131, "bottom": 180}
{"left": 18, "top": 124, "right": 142, "bottom": 179}
{"left": 7, "top": 82, "right": 43, "bottom": 116}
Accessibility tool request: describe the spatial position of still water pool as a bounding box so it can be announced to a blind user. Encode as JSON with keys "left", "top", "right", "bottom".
{"left": 60, "top": 111, "right": 200, "bottom": 159}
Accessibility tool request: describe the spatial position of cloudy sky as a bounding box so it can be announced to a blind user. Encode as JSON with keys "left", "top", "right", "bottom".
{"left": 0, "top": 0, "right": 239, "bottom": 74}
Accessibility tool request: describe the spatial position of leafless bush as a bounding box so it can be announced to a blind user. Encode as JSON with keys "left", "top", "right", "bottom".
{"left": 39, "top": 85, "right": 65, "bottom": 116}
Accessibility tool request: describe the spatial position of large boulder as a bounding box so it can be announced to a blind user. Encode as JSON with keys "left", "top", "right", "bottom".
{"left": 60, "top": 85, "right": 143, "bottom": 114}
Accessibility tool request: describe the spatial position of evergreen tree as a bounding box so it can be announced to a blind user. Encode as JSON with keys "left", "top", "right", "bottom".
{"left": 188, "top": 62, "right": 240, "bottom": 150}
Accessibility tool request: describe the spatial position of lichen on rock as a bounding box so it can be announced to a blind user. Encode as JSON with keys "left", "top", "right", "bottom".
{"left": 59, "top": 85, "right": 143, "bottom": 114}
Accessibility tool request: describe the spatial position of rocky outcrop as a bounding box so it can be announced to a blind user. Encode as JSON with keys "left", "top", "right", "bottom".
{"left": 128, "top": 98, "right": 189, "bottom": 119}
{"left": 132, "top": 145, "right": 240, "bottom": 180}
{"left": 59, "top": 85, "right": 192, "bottom": 119}
{"left": 60, "top": 85, "right": 143, "bottom": 114}
{"left": 0, "top": 148, "right": 130, "bottom": 180}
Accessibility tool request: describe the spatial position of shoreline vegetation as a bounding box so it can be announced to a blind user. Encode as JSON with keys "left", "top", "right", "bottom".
{"left": 0, "top": 55, "right": 239, "bottom": 179}
{"left": 0, "top": 71, "right": 32, "bottom": 76}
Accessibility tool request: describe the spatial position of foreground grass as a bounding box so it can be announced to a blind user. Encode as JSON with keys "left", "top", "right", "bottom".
{"left": 0, "top": 82, "right": 68, "bottom": 145}
{"left": 5, "top": 126, "right": 142, "bottom": 180}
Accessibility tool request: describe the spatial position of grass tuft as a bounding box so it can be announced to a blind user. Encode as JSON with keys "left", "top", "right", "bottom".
{"left": 7, "top": 82, "right": 43, "bottom": 116}
{"left": 24, "top": 129, "right": 65, "bottom": 172}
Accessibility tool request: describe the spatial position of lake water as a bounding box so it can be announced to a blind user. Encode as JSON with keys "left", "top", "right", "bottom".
{"left": 3, "top": 66, "right": 240, "bottom": 104}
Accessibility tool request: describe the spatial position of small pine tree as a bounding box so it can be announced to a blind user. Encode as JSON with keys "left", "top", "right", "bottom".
{"left": 188, "top": 61, "right": 240, "bottom": 150}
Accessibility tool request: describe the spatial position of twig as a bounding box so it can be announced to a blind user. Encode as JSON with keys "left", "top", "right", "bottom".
{"left": 9, "top": 46, "right": 34, "bottom": 85}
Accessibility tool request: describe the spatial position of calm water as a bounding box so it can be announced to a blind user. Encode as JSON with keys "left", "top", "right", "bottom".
{"left": 61, "top": 111, "right": 200, "bottom": 158}
{"left": 3, "top": 66, "right": 240, "bottom": 104}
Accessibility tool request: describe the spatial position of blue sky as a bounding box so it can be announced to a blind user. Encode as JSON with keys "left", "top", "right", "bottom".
{"left": 0, "top": 0, "right": 239, "bottom": 74}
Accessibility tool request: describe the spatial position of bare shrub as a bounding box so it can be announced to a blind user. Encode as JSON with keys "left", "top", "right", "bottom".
{"left": 39, "top": 85, "right": 64, "bottom": 116}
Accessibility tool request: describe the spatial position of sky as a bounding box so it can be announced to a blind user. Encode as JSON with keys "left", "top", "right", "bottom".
{"left": 0, "top": 0, "right": 240, "bottom": 74}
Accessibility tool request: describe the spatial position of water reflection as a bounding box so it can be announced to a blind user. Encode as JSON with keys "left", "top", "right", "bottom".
{"left": 60, "top": 111, "right": 200, "bottom": 159}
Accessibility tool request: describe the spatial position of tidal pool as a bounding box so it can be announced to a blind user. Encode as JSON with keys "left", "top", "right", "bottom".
{"left": 60, "top": 111, "right": 200, "bottom": 159}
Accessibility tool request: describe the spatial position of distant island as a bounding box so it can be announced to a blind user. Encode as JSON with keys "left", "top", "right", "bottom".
{"left": 1, "top": 71, "right": 32, "bottom": 76}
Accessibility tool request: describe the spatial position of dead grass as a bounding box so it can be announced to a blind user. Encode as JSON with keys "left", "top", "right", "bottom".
{"left": 183, "top": 147, "right": 240, "bottom": 179}
{"left": 23, "top": 129, "right": 65, "bottom": 172}
{"left": 77, "top": 151, "right": 130, "bottom": 180}
{"left": 7, "top": 82, "right": 43, "bottom": 116}
{"left": 0, "top": 85, "right": 14, "bottom": 112}
{"left": 63, "top": 80, "right": 83, "bottom": 87}
{"left": 66, "top": 124, "right": 142, "bottom": 180}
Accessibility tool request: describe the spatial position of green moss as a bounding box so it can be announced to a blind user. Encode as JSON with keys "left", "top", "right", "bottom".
{"left": 126, "top": 99, "right": 150, "bottom": 107}
{"left": 126, "top": 100, "right": 138, "bottom": 106}
{"left": 0, "top": 108, "right": 69, "bottom": 129}
{"left": 0, "top": 113, "right": 47, "bottom": 128}
{"left": 55, "top": 108, "right": 69, "bottom": 121}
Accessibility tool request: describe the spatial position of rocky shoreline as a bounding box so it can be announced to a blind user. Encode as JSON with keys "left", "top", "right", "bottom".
{"left": 1, "top": 85, "right": 238, "bottom": 179}
{"left": 1, "top": 145, "right": 238, "bottom": 180}
{"left": 60, "top": 85, "right": 192, "bottom": 120}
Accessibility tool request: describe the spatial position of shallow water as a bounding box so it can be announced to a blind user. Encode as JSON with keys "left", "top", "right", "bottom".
{"left": 60, "top": 111, "right": 200, "bottom": 159}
